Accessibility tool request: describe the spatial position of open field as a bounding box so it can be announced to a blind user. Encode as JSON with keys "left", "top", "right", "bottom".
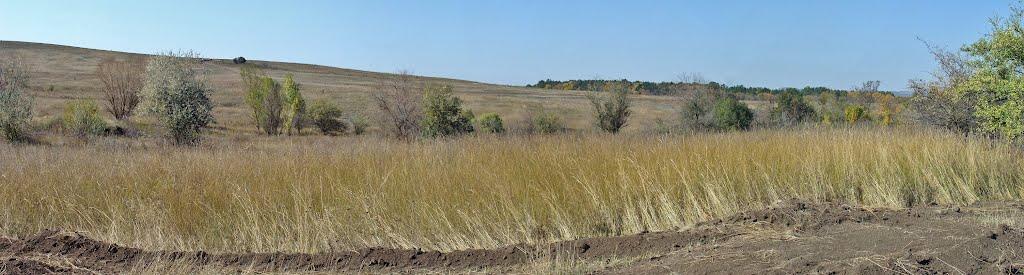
{"left": 5, "top": 40, "right": 1024, "bottom": 273}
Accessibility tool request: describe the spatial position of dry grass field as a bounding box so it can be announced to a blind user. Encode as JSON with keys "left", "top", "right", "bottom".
{"left": 2, "top": 41, "right": 711, "bottom": 134}
{"left": 4, "top": 41, "right": 1024, "bottom": 273}
{"left": 1, "top": 128, "right": 1021, "bottom": 254}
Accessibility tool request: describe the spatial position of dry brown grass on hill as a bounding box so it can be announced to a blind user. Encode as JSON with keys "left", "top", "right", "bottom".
{"left": 1, "top": 41, "right": 708, "bottom": 134}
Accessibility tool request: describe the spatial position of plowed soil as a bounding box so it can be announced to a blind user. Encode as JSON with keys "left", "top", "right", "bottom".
{"left": 3, "top": 200, "right": 1024, "bottom": 274}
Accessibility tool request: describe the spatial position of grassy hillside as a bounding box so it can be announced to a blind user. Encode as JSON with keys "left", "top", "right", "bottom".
{"left": 1, "top": 41, "right": 698, "bottom": 134}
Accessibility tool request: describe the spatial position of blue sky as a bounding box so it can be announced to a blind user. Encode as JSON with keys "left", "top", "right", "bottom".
{"left": 0, "top": 0, "right": 1014, "bottom": 91}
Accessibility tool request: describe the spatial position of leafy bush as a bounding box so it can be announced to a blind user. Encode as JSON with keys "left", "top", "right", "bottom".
{"left": 421, "top": 85, "right": 474, "bottom": 137}
{"left": 282, "top": 74, "right": 306, "bottom": 135}
{"left": 712, "top": 97, "right": 753, "bottom": 131}
{"left": 844, "top": 105, "right": 867, "bottom": 124}
{"left": 240, "top": 66, "right": 285, "bottom": 135}
{"left": 307, "top": 99, "right": 346, "bottom": 135}
{"left": 476, "top": 113, "right": 505, "bottom": 134}
{"left": 0, "top": 57, "right": 32, "bottom": 142}
{"left": 772, "top": 91, "right": 815, "bottom": 125}
{"left": 61, "top": 100, "right": 107, "bottom": 137}
{"left": 533, "top": 112, "right": 565, "bottom": 134}
{"left": 139, "top": 51, "right": 215, "bottom": 145}
{"left": 349, "top": 114, "right": 369, "bottom": 135}
{"left": 588, "top": 89, "right": 631, "bottom": 133}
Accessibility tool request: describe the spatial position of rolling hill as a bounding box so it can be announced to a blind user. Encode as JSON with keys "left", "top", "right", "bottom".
{"left": 1, "top": 41, "right": 687, "bottom": 133}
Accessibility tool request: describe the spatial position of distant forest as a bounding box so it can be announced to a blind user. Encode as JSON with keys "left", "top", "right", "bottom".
{"left": 526, "top": 79, "right": 891, "bottom": 97}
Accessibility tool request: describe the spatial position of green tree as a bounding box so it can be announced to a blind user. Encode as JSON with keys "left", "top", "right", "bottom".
{"left": 139, "top": 51, "right": 214, "bottom": 145}
{"left": 956, "top": 7, "right": 1024, "bottom": 140}
{"left": 240, "top": 66, "right": 285, "bottom": 135}
{"left": 421, "top": 85, "right": 474, "bottom": 137}
{"left": 712, "top": 97, "right": 753, "bottom": 131}
{"left": 773, "top": 91, "right": 816, "bottom": 125}
{"left": 282, "top": 74, "right": 306, "bottom": 135}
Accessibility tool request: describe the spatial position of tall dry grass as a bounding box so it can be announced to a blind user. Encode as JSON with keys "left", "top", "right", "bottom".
{"left": 0, "top": 128, "right": 1021, "bottom": 253}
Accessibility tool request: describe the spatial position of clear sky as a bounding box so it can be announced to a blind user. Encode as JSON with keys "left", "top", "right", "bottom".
{"left": 0, "top": 0, "right": 1015, "bottom": 91}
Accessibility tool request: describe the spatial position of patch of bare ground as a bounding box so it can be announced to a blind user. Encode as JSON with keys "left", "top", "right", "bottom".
{"left": 3, "top": 200, "right": 1024, "bottom": 274}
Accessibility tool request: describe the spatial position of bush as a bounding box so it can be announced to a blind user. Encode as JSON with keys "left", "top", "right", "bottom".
{"left": 712, "top": 97, "right": 753, "bottom": 131}
{"left": 533, "top": 112, "right": 565, "bottom": 134}
{"left": 349, "top": 114, "right": 369, "bottom": 135}
{"left": 240, "top": 66, "right": 285, "bottom": 135}
{"left": 97, "top": 58, "right": 146, "bottom": 120}
{"left": 421, "top": 85, "right": 474, "bottom": 137}
{"left": 307, "top": 99, "right": 346, "bottom": 135}
{"left": 139, "top": 51, "right": 215, "bottom": 145}
{"left": 61, "top": 100, "right": 107, "bottom": 137}
{"left": 588, "top": 89, "right": 631, "bottom": 133}
{"left": 476, "top": 113, "right": 505, "bottom": 134}
{"left": 373, "top": 72, "right": 422, "bottom": 140}
{"left": 772, "top": 91, "right": 815, "bottom": 125}
{"left": 680, "top": 90, "right": 720, "bottom": 131}
{"left": 844, "top": 105, "right": 867, "bottom": 124}
{"left": 0, "top": 57, "right": 33, "bottom": 142}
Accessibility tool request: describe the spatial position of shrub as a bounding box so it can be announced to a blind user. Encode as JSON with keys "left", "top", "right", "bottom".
{"left": 373, "top": 72, "right": 422, "bottom": 140}
{"left": 307, "top": 99, "right": 346, "bottom": 135}
{"left": 844, "top": 105, "right": 867, "bottom": 124}
{"left": 0, "top": 56, "right": 32, "bottom": 142}
{"left": 588, "top": 89, "right": 631, "bottom": 133}
{"left": 476, "top": 112, "right": 505, "bottom": 134}
{"left": 712, "top": 97, "right": 753, "bottom": 131}
{"left": 61, "top": 100, "right": 107, "bottom": 137}
{"left": 282, "top": 74, "right": 306, "bottom": 135}
{"left": 240, "top": 66, "right": 285, "bottom": 135}
{"left": 533, "top": 112, "right": 565, "bottom": 134}
{"left": 680, "top": 91, "right": 720, "bottom": 131}
{"left": 97, "top": 58, "right": 146, "bottom": 120}
{"left": 349, "top": 114, "right": 369, "bottom": 135}
{"left": 421, "top": 85, "right": 474, "bottom": 138}
{"left": 772, "top": 91, "right": 815, "bottom": 125}
{"left": 139, "top": 51, "right": 215, "bottom": 145}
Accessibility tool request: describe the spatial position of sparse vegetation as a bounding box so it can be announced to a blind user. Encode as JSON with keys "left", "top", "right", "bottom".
{"left": 139, "top": 51, "right": 215, "bottom": 145}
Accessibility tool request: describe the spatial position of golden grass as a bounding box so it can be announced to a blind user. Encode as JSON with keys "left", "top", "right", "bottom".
{"left": 0, "top": 128, "right": 1022, "bottom": 254}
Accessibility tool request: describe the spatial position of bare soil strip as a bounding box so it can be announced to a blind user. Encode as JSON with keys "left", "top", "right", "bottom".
{"left": 3, "top": 200, "right": 1024, "bottom": 274}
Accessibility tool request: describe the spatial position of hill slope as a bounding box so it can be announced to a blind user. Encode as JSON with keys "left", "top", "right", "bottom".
{"left": 1, "top": 41, "right": 683, "bottom": 133}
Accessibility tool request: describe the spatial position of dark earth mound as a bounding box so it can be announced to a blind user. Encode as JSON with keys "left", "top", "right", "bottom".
{"left": 3, "top": 200, "right": 1024, "bottom": 274}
